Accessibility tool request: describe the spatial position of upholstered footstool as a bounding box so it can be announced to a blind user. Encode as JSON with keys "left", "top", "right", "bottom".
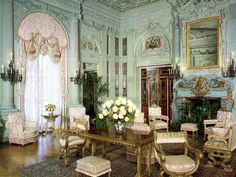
{"left": 75, "top": 156, "right": 111, "bottom": 177}
{"left": 181, "top": 123, "right": 198, "bottom": 138}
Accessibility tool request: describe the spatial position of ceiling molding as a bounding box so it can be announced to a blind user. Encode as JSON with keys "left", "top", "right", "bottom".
{"left": 97, "top": 0, "right": 160, "bottom": 12}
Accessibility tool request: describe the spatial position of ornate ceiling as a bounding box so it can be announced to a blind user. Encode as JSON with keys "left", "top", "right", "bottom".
{"left": 97, "top": 0, "right": 160, "bottom": 12}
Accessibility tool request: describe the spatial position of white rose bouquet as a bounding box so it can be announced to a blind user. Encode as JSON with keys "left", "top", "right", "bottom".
{"left": 97, "top": 97, "right": 140, "bottom": 127}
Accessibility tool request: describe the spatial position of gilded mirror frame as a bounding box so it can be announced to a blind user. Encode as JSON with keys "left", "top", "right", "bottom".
{"left": 186, "top": 16, "right": 221, "bottom": 70}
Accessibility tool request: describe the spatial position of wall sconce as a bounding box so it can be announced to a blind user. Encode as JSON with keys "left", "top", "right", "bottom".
{"left": 0, "top": 54, "right": 23, "bottom": 84}
{"left": 169, "top": 63, "right": 182, "bottom": 80}
{"left": 70, "top": 62, "right": 87, "bottom": 84}
{"left": 222, "top": 52, "right": 236, "bottom": 77}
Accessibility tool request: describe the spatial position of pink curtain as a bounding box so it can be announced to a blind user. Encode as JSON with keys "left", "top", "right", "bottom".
{"left": 16, "top": 12, "right": 68, "bottom": 129}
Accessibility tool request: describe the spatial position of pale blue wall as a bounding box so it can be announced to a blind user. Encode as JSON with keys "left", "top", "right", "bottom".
{"left": 1, "top": 0, "right": 236, "bottom": 141}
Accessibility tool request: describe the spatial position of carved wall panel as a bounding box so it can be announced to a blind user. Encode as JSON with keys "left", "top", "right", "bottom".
{"left": 176, "top": 0, "right": 229, "bottom": 76}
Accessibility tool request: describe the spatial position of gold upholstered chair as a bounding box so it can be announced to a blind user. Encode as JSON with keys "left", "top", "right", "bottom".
{"left": 154, "top": 132, "right": 203, "bottom": 177}
{"left": 203, "top": 119, "right": 236, "bottom": 171}
{"left": 149, "top": 106, "right": 169, "bottom": 131}
{"left": 59, "top": 106, "right": 90, "bottom": 165}
{"left": 204, "top": 110, "right": 231, "bottom": 140}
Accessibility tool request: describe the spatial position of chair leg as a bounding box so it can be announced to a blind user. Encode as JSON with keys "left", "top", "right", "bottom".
{"left": 108, "top": 171, "right": 111, "bottom": 177}
{"left": 76, "top": 172, "right": 80, "bottom": 177}
{"left": 63, "top": 149, "right": 69, "bottom": 166}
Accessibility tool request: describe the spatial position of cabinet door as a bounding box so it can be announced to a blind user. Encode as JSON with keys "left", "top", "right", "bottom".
{"left": 141, "top": 69, "right": 148, "bottom": 119}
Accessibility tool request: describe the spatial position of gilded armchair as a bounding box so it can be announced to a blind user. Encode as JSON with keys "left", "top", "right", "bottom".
{"left": 59, "top": 106, "right": 90, "bottom": 165}
{"left": 154, "top": 132, "right": 203, "bottom": 177}
{"left": 203, "top": 119, "right": 236, "bottom": 171}
{"left": 204, "top": 110, "right": 231, "bottom": 140}
{"left": 6, "top": 112, "right": 38, "bottom": 145}
{"left": 149, "top": 106, "right": 169, "bottom": 131}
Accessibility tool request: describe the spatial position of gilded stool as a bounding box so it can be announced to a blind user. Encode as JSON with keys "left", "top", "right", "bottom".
{"left": 75, "top": 156, "right": 111, "bottom": 177}
{"left": 181, "top": 123, "right": 198, "bottom": 138}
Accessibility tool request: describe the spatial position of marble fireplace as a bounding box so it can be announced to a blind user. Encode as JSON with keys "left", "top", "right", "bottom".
{"left": 172, "top": 76, "right": 234, "bottom": 123}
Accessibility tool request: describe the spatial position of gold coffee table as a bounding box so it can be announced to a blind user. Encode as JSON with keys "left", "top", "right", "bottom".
{"left": 41, "top": 114, "right": 60, "bottom": 136}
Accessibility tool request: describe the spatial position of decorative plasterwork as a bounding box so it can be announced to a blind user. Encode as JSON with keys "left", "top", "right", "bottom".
{"left": 174, "top": 76, "right": 233, "bottom": 99}
{"left": 82, "top": 6, "right": 120, "bottom": 33}
{"left": 97, "top": 0, "right": 160, "bottom": 12}
{"left": 134, "top": 21, "right": 172, "bottom": 58}
{"left": 176, "top": 0, "right": 229, "bottom": 77}
{"left": 174, "top": 0, "right": 229, "bottom": 9}
{"left": 81, "top": 35, "right": 101, "bottom": 54}
{"left": 14, "top": 0, "right": 72, "bottom": 37}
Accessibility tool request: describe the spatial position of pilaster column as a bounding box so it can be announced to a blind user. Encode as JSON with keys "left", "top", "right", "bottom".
{"left": 68, "top": 16, "right": 81, "bottom": 106}
{"left": 0, "top": 0, "right": 14, "bottom": 110}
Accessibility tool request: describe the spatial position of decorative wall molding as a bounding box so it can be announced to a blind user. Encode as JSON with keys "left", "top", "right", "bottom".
{"left": 82, "top": 6, "right": 120, "bottom": 33}
{"left": 97, "top": 0, "right": 160, "bottom": 12}
{"left": 134, "top": 21, "right": 172, "bottom": 59}
{"left": 177, "top": 0, "right": 229, "bottom": 77}
{"left": 15, "top": 0, "right": 73, "bottom": 36}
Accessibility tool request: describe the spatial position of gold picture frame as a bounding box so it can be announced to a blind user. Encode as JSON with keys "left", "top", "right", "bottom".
{"left": 186, "top": 16, "right": 222, "bottom": 70}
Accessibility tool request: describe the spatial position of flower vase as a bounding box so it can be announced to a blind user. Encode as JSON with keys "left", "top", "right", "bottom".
{"left": 114, "top": 122, "right": 125, "bottom": 134}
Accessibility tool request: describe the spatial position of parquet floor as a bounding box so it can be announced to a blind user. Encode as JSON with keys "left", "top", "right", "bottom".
{"left": 0, "top": 134, "right": 60, "bottom": 177}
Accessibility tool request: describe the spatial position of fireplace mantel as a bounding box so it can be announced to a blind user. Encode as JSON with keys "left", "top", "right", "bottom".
{"left": 174, "top": 76, "right": 232, "bottom": 99}
{"left": 172, "top": 76, "right": 234, "bottom": 122}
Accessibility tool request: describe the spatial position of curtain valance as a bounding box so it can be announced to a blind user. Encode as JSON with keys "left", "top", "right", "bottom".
{"left": 18, "top": 12, "right": 68, "bottom": 63}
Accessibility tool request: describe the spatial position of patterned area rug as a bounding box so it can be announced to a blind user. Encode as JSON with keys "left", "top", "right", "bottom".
{"left": 18, "top": 144, "right": 236, "bottom": 177}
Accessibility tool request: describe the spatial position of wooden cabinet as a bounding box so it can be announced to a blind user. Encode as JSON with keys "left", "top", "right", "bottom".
{"left": 141, "top": 66, "right": 173, "bottom": 122}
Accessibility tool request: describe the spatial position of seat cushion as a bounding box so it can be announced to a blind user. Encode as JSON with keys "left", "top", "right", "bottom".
{"left": 181, "top": 123, "right": 197, "bottom": 130}
{"left": 212, "top": 127, "right": 229, "bottom": 137}
{"left": 131, "top": 122, "right": 150, "bottom": 133}
{"left": 204, "top": 140, "right": 229, "bottom": 150}
{"left": 164, "top": 155, "right": 196, "bottom": 173}
{"left": 154, "top": 120, "right": 167, "bottom": 129}
{"left": 59, "top": 136, "right": 85, "bottom": 147}
{"left": 74, "top": 118, "right": 88, "bottom": 131}
{"left": 23, "top": 128, "right": 37, "bottom": 137}
{"left": 76, "top": 156, "right": 111, "bottom": 175}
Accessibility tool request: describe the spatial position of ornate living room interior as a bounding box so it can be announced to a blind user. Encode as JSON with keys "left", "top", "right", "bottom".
{"left": 0, "top": 0, "right": 236, "bottom": 177}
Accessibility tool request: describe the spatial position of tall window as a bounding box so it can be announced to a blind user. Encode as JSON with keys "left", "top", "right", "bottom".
{"left": 115, "top": 37, "right": 119, "bottom": 56}
{"left": 17, "top": 12, "right": 68, "bottom": 129}
{"left": 24, "top": 54, "right": 61, "bottom": 131}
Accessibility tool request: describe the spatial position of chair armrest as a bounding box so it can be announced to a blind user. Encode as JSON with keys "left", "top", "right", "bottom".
{"left": 159, "top": 115, "right": 169, "bottom": 122}
{"left": 25, "top": 121, "right": 37, "bottom": 129}
{"left": 186, "top": 143, "right": 203, "bottom": 159}
{"left": 204, "top": 119, "right": 217, "bottom": 125}
{"left": 154, "top": 142, "right": 166, "bottom": 162}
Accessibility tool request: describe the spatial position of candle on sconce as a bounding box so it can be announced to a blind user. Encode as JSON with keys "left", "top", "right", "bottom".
{"left": 1, "top": 65, "right": 4, "bottom": 73}
{"left": 231, "top": 52, "right": 234, "bottom": 59}
{"left": 10, "top": 53, "right": 13, "bottom": 60}
{"left": 19, "top": 67, "right": 23, "bottom": 74}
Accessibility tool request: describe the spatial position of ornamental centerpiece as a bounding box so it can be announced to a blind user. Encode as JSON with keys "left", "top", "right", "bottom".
{"left": 98, "top": 97, "right": 140, "bottom": 134}
{"left": 45, "top": 104, "right": 56, "bottom": 115}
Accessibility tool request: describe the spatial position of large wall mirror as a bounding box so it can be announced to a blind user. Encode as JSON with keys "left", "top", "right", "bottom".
{"left": 186, "top": 16, "right": 221, "bottom": 69}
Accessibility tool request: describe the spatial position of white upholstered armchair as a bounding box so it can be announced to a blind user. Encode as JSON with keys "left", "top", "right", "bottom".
{"left": 204, "top": 110, "right": 231, "bottom": 140}
{"left": 59, "top": 106, "right": 90, "bottom": 165}
{"left": 6, "top": 112, "right": 38, "bottom": 145}
{"left": 149, "top": 106, "right": 169, "bottom": 131}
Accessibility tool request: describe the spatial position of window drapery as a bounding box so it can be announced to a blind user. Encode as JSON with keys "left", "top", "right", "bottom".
{"left": 24, "top": 54, "right": 62, "bottom": 131}
{"left": 16, "top": 12, "right": 68, "bottom": 129}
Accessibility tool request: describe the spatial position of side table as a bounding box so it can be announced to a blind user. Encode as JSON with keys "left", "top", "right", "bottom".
{"left": 181, "top": 123, "right": 198, "bottom": 138}
{"left": 41, "top": 114, "right": 60, "bottom": 136}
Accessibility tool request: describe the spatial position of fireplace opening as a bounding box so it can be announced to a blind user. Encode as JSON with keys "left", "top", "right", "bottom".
{"left": 174, "top": 97, "right": 221, "bottom": 134}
